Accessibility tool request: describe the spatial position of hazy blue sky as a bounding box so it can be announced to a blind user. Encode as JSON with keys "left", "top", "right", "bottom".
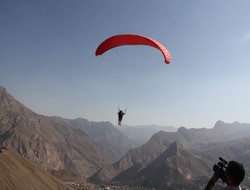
{"left": 1, "top": 1, "right": 250, "bottom": 128}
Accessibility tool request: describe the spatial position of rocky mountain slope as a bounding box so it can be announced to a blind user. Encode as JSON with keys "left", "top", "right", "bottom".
{"left": 53, "top": 117, "right": 138, "bottom": 163}
{"left": 90, "top": 131, "right": 173, "bottom": 183}
{"left": 140, "top": 142, "right": 210, "bottom": 189}
{"left": 0, "top": 147, "right": 73, "bottom": 190}
{"left": 89, "top": 122, "right": 250, "bottom": 189}
{"left": 0, "top": 86, "right": 107, "bottom": 181}
{"left": 89, "top": 134, "right": 212, "bottom": 188}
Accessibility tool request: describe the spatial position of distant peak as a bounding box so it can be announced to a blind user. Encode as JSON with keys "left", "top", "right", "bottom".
{"left": 0, "top": 85, "right": 7, "bottom": 93}
{"left": 163, "top": 141, "right": 184, "bottom": 157}
{"left": 0, "top": 85, "right": 10, "bottom": 102}
{"left": 177, "top": 126, "right": 187, "bottom": 132}
{"left": 177, "top": 127, "right": 192, "bottom": 140}
{"left": 214, "top": 120, "right": 226, "bottom": 128}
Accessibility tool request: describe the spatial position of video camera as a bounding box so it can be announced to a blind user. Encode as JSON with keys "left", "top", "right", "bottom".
{"left": 213, "top": 157, "right": 228, "bottom": 182}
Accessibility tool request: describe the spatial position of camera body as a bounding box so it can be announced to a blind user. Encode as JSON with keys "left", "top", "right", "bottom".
{"left": 213, "top": 157, "right": 228, "bottom": 182}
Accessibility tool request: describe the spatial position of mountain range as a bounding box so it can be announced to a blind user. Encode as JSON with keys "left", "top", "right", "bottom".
{"left": 1, "top": 85, "right": 250, "bottom": 189}
{"left": 117, "top": 124, "right": 177, "bottom": 144}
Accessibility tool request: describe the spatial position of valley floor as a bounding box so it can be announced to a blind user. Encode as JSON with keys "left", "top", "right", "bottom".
{"left": 66, "top": 182, "right": 156, "bottom": 190}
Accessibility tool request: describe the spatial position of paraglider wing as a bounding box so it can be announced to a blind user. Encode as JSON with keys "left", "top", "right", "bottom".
{"left": 95, "top": 34, "right": 172, "bottom": 64}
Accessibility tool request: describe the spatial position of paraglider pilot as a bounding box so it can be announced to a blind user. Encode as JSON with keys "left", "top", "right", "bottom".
{"left": 117, "top": 108, "right": 126, "bottom": 126}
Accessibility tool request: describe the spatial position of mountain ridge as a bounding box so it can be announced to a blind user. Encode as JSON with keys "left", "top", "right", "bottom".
{"left": 1, "top": 85, "right": 250, "bottom": 189}
{"left": 0, "top": 85, "right": 108, "bottom": 181}
{"left": 53, "top": 116, "right": 138, "bottom": 163}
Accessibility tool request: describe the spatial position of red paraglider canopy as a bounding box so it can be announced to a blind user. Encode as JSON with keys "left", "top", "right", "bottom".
{"left": 95, "top": 34, "right": 172, "bottom": 64}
